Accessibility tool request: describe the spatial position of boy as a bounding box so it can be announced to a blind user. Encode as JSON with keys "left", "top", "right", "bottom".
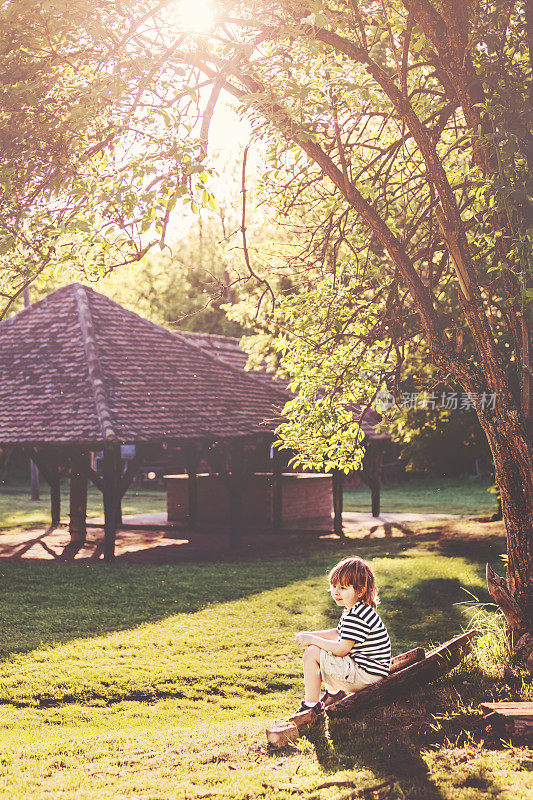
{"left": 294, "top": 556, "right": 391, "bottom": 714}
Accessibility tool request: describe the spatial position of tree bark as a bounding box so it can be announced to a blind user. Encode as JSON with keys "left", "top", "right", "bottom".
{"left": 480, "top": 406, "right": 533, "bottom": 670}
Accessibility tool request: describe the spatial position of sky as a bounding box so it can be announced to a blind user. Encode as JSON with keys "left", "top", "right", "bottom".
{"left": 168, "top": 96, "right": 262, "bottom": 239}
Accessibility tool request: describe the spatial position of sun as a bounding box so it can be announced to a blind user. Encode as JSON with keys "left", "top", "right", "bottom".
{"left": 177, "top": 0, "right": 214, "bottom": 32}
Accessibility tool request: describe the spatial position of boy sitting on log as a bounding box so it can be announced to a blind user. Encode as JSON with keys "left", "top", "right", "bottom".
{"left": 294, "top": 556, "right": 391, "bottom": 715}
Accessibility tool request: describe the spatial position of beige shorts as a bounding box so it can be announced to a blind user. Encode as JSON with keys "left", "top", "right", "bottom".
{"left": 319, "top": 649, "right": 383, "bottom": 693}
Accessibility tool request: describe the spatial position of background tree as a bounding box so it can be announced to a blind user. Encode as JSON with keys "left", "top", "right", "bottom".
{"left": 0, "top": 0, "right": 215, "bottom": 315}
{"left": 382, "top": 390, "right": 494, "bottom": 479}
{"left": 13, "top": 215, "right": 244, "bottom": 335}
{"left": 6, "top": 142, "right": 280, "bottom": 336}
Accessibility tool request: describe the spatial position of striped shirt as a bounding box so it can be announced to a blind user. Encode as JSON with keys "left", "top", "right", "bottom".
{"left": 337, "top": 602, "right": 391, "bottom": 677}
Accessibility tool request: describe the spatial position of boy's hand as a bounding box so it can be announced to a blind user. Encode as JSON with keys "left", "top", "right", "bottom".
{"left": 295, "top": 632, "right": 313, "bottom": 648}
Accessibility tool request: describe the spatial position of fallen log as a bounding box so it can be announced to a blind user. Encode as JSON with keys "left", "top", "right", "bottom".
{"left": 279, "top": 648, "right": 426, "bottom": 733}
{"left": 264, "top": 720, "right": 300, "bottom": 748}
{"left": 327, "top": 630, "right": 476, "bottom": 719}
{"left": 266, "top": 631, "right": 475, "bottom": 746}
{"left": 389, "top": 646, "right": 425, "bottom": 674}
{"left": 480, "top": 701, "right": 533, "bottom": 736}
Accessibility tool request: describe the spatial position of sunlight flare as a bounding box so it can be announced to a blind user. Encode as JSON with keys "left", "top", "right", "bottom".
{"left": 177, "top": 0, "right": 214, "bottom": 31}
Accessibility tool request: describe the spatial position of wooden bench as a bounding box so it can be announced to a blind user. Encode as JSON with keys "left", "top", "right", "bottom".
{"left": 266, "top": 631, "right": 476, "bottom": 748}
{"left": 480, "top": 702, "right": 533, "bottom": 737}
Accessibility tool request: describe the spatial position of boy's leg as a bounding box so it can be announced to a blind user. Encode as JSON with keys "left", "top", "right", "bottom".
{"left": 302, "top": 645, "right": 322, "bottom": 705}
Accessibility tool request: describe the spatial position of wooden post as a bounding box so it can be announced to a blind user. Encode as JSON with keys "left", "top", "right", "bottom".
{"left": 116, "top": 455, "right": 124, "bottom": 529}
{"left": 186, "top": 444, "right": 199, "bottom": 528}
{"left": 272, "top": 446, "right": 283, "bottom": 533}
{"left": 29, "top": 458, "right": 40, "bottom": 501}
{"left": 103, "top": 445, "right": 121, "bottom": 562}
{"left": 332, "top": 469, "right": 344, "bottom": 535}
{"left": 371, "top": 449, "right": 382, "bottom": 518}
{"left": 69, "top": 450, "right": 89, "bottom": 543}
{"left": 362, "top": 445, "right": 383, "bottom": 518}
{"left": 50, "top": 460, "right": 61, "bottom": 527}
{"left": 229, "top": 440, "right": 244, "bottom": 549}
{"left": 50, "top": 472, "right": 61, "bottom": 528}
{"left": 371, "top": 485, "right": 380, "bottom": 517}
{"left": 27, "top": 448, "right": 61, "bottom": 526}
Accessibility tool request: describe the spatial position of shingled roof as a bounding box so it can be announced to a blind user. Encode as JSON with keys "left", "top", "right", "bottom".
{"left": 183, "top": 331, "right": 387, "bottom": 441}
{"left": 0, "top": 284, "right": 289, "bottom": 445}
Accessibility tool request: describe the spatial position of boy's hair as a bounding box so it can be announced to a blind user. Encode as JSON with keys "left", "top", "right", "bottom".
{"left": 328, "top": 557, "right": 380, "bottom": 609}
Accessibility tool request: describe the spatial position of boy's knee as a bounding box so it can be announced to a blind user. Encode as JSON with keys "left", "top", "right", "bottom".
{"left": 303, "top": 644, "right": 321, "bottom": 663}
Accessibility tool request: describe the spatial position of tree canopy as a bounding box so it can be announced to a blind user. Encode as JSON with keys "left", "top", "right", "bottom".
{"left": 0, "top": 0, "right": 215, "bottom": 313}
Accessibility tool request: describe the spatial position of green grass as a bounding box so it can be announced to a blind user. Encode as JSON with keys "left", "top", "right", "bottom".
{"left": 0, "top": 479, "right": 166, "bottom": 532}
{"left": 0, "top": 541, "right": 529, "bottom": 799}
{"left": 0, "top": 475, "right": 497, "bottom": 533}
{"left": 345, "top": 475, "right": 497, "bottom": 516}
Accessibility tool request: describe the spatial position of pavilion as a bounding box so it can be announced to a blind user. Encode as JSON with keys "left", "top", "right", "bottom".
{"left": 0, "top": 283, "right": 389, "bottom": 559}
{"left": 181, "top": 329, "right": 390, "bottom": 517}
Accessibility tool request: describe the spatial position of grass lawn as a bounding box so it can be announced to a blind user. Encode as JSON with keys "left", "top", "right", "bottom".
{"left": 0, "top": 475, "right": 498, "bottom": 533}
{"left": 344, "top": 475, "right": 497, "bottom": 516}
{"left": 0, "top": 480, "right": 167, "bottom": 532}
{"left": 0, "top": 539, "right": 529, "bottom": 799}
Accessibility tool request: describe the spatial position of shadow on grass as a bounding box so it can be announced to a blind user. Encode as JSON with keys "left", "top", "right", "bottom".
{"left": 384, "top": 576, "right": 486, "bottom": 651}
{"left": 300, "top": 671, "right": 532, "bottom": 800}
{"left": 368, "top": 521, "right": 416, "bottom": 539}
{"left": 0, "top": 540, "right": 497, "bottom": 664}
{"left": 300, "top": 701, "right": 447, "bottom": 800}
{"left": 0, "top": 538, "right": 385, "bottom": 659}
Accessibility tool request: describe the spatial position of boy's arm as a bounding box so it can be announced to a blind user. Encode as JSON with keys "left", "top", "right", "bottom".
{"left": 295, "top": 632, "right": 354, "bottom": 657}
{"left": 300, "top": 628, "right": 338, "bottom": 640}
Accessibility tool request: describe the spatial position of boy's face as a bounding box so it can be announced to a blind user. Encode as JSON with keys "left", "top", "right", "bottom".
{"left": 330, "top": 582, "right": 361, "bottom": 609}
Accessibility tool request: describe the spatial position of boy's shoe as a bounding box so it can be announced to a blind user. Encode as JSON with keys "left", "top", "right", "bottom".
{"left": 293, "top": 700, "right": 324, "bottom": 716}
{"left": 287, "top": 701, "right": 325, "bottom": 731}
{"left": 320, "top": 689, "right": 346, "bottom": 707}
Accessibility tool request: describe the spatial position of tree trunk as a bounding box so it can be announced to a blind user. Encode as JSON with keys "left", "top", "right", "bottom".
{"left": 480, "top": 407, "right": 533, "bottom": 670}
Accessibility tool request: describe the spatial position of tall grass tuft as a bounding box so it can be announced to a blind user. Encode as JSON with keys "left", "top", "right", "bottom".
{"left": 469, "top": 606, "right": 512, "bottom": 675}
